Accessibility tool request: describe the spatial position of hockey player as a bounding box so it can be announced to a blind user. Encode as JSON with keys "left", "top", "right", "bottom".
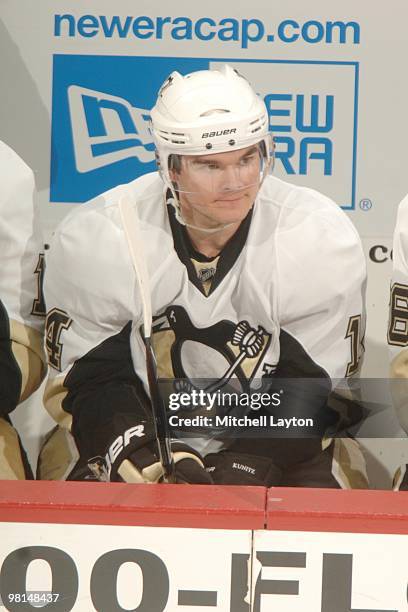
{"left": 38, "top": 65, "right": 368, "bottom": 487}
{"left": 0, "top": 141, "right": 46, "bottom": 479}
{"left": 388, "top": 194, "right": 408, "bottom": 490}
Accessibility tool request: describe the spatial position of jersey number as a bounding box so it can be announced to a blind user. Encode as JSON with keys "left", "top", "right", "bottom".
{"left": 345, "top": 315, "right": 364, "bottom": 377}
{"left": 46, "top": 308, "right": 72, "bottom": 371}
{"left": 388, "top": 283, "right": 408, "bottom": 346}
{"left": 31, "top": 253, "right": 46, "bottom": 316}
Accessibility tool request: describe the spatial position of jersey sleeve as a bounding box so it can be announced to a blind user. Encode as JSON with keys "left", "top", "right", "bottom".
{"left": 277, "top": 200, "right": 366, "bottom": 382}
{"left": 273, "top": 195, "right": 366, "bottom": 441}
{"left": 0, "top": 142, "right": 46, "bottom": 416}
{"left": 388, "top": 194, "right": 408, "bottom": 433}
{"left": 42, "top": 187, "right": 149, "bottom": 464}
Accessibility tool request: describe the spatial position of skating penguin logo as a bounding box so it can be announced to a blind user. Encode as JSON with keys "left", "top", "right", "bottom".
{"left": 150, "top": 305, "right": 277, "bottom": 395}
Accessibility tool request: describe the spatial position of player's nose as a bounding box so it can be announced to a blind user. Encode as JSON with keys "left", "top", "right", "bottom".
{"left": 219, "top": 165, "right": 246, "bottom": 192}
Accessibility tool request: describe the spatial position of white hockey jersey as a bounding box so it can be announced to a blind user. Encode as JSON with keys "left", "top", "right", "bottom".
{"left": 43, "top": 172, "right": 366, "bottom": 461}
{"left": 0, "top": 141, "right": 46, "bottom": 414}
{"left": 388, "top": 193, "right": 408, "bottom": 433}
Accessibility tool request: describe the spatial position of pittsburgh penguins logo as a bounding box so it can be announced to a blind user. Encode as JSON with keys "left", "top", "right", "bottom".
{"left": 198, "top": 267, "right": 216, "bottom": 283}
{"left": 150, "top": 305, "right": 277, "bottom": 394}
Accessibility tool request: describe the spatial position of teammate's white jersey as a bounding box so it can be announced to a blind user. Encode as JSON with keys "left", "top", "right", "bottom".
{"left": 0, "top": 141, "right": 46, "bottom": 414}
{"left": 388, "top": 193, "right": 408, "bottom": 433}
{"left": 44, "top": 172, "right": 366, "bottom": 458}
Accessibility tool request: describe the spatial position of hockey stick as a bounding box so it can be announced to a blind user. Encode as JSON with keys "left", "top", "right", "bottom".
{"left": 118, "top": 193, "right": 175, "bottom": 483}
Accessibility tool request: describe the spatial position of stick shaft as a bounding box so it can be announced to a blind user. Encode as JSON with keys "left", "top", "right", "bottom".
{"left": 119, "top": 195, "right": 175, "bottom": 482}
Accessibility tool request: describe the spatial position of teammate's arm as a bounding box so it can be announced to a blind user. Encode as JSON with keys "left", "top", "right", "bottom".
{"left": 388, "top": 194, "right": 408, "bottom": 434}
{"left": 0, "top": 142, "right": 46, "bottom": 479}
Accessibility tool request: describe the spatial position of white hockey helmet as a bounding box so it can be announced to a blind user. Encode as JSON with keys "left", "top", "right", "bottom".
{"left": 150, "top": 64, "right": 273, "bottom": 188}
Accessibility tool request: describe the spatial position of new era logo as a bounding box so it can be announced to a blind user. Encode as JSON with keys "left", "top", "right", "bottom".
{"left": 68, "top": 86, "right": 155, "bottom": 173}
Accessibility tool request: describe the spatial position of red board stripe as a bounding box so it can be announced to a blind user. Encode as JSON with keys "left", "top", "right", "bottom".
{"left": 267, "top": 487, "right": 408, "bottom": 534}
{"left": 1, "top": 482, "right": 408, "bottom": 534}
{"left": 0, "top": 481, "right": 266, "bottom": 529}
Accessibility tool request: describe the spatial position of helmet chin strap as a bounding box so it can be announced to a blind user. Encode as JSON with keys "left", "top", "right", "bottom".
{"left": 167, "top": 191, "right": 235, "bottom": 234}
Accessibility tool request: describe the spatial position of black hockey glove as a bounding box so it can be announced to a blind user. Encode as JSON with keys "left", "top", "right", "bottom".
{"left": 205, "top": 449, "right": 283, "bottom": 486}
{"left": 88, "top": 413, "right": 212, "bottom": 484}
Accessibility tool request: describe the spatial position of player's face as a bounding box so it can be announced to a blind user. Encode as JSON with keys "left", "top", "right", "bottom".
{"left": 171, "top": 145, "right": 263, "bottom": 228}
